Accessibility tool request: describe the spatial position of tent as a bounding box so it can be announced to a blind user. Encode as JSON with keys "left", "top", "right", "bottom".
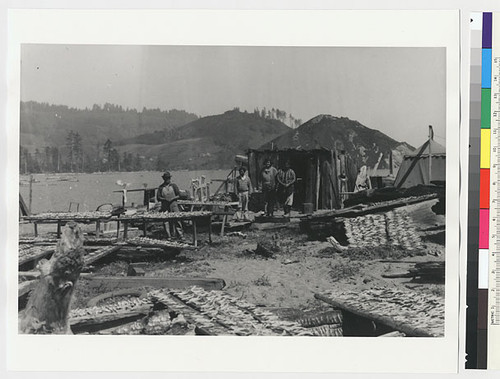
{"left": 394, "top": 138, "right": 445, "bottom": 188}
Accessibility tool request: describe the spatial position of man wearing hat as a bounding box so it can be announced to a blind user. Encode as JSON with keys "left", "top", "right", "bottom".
{"left": 157, "top": 171, "right": 184, "bottom": 240}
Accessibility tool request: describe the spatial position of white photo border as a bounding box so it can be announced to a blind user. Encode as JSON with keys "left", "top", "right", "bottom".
{"left": 6, "top": 9, "right": 460, "bottom": 373}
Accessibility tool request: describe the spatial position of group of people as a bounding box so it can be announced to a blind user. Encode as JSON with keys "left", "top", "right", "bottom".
{"left": 235, "top": 159, "right": 296, "bottom": 220}
{"left": 156, "top": 160, "right": 297, "bottom": 239}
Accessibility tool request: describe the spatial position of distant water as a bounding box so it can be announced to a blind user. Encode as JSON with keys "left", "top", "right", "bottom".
{"left": 19, "top": 170, "right": 229, "bottom": 214}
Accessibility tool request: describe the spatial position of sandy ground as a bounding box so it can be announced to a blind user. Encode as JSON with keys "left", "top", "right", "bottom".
{"left": 65, "top": 199, "right": 445, "bottom": 315}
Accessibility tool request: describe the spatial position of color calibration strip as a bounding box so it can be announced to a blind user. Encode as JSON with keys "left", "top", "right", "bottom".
{"left": 488, "top": 13, "right": 500, "bottom": 370}
{"left": 480, "top": 13, "right": 492, "bottom": 369}
{"left": 467, "top": 12, "right": 491, "bottom": 369}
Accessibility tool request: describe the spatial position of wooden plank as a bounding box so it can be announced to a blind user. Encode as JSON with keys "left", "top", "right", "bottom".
{"left": 70, "top": 305, "right": 151, "bottom": 333}
{"left": 378, "top": 331, "right": 406, "bottom": 337}
{"left": 315, "top": 156, "right": 320, "bottom": 210}
{"left": 220, "top": 215, "right": 227, "bottom": 236}
{"left": 307, "top": 194, "right": 438, "bottom": 221}
{"left": 84, "top": 245, "right": 122, "bottom": 266}
{"left": 193, "top": 219, "right": 198, "bottom": 247}
{"left": 314, "top": 293, "right": 435, "bottom": 337}
{"left": 85, "top": 276, "right": 226, "bottom": 291}
{"left": 19, "top": 280, "right": 38, "bottom": 297}
{"left": 19, "top": 247, "right": 55, "bottom": 266}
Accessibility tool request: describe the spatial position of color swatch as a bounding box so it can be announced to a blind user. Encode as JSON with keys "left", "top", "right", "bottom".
{"left": 466, "top": 11, "right": 492, "bottom": 370}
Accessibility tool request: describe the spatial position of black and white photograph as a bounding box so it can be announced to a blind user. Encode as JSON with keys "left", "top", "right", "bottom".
{"left": 17, "top": 43, "right": 447, "bottom": 338}
{"left": 5, "top": 9, "right": 461, "bottom": 373}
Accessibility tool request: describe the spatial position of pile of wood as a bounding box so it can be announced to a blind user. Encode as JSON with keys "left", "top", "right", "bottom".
{"left": 128, "top": 211, "right": 212, "bottom": 220}
{"left": 19, "top": 236, "right": 58, "bottom": 244}
{"left": 24, "top": 211, "right": 112, "bottom": 220}
{"left": 315, "top": 286, "right": 444, "bottom": 337}
{"left": 300, "top": 194, "right": 438, "bottom": 240}
{"left": 125, "top": 236, "right": 190, "bottom": 249}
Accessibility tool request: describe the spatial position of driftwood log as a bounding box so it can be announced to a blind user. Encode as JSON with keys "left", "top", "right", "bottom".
{"left": 19, "top": 222, "right": 85, "bottom": 334}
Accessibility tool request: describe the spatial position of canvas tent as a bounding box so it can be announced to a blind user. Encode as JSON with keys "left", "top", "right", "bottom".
{"left": 394, "top": 137, "right": 445, "bottom": 189}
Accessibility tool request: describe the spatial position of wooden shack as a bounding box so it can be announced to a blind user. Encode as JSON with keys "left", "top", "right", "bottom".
{"left": 247, "top": 148, "right": 357, "bottom": 210}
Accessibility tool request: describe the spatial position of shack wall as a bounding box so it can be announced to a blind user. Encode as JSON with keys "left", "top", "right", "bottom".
{"left": 248, "top": 149, "right": 344, "bottom": 210}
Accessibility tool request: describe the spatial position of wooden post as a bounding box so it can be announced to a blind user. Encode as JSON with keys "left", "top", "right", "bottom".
{"left": 220, "top": 215, "right": 227, "bottom": 237}
{"left": 123, "top": 221, "right": 129, "bottom": 239}
{"left": 208, "top": 216, "right": 212, "bottom": 243}
{"left": 428, "top": 125, "right": 433, "bottom": 185}
{"left": 193, "top": 219, "right": 198, "bottom": 247}
{"left": 389, "top": 150, "right": 393, "bottom": 176}
{"left": 315, "top": 156, "right": 320, "bottom": 211}
{"left": 29, "top": 174, "right": 33, "bottom": 214}
{"left": 330, "top": 150, "right": 335, "bottom": 210}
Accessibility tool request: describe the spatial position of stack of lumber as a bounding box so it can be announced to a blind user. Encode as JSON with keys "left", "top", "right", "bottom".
{"left": 300, "top": 194, "right": 437, "bottom": 240}
{"left": 125, "top": 236, "right": 190, "bottom": 249}
{"left": 178, "top": 200, "right": 237, "bottom": 206}
{"left": 124, "top": 211, "right": 212, "bottom": 220}
{"left": 315, "top": 287, "right": 444, "bottom": 337}
{"left": 19, "top": 236, "right": 58, "bottom": 244}
{"left": 24, "top": 211, "right": 112, "bottom": 220}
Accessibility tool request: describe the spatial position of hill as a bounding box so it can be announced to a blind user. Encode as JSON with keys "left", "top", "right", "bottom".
{"left": 259, "top": 114, "right": 415, "bottom": 170}
{"left": 20, "top": 101, "right": 199, "bottom": 151}
{"left": 117, "top": 110, "right": 291, "bottom": 170}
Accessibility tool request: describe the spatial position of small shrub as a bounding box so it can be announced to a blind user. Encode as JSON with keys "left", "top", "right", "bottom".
{"left": 328, "top": 262, "right": 361, "bottom": 282}
{"left": 253, "top": 274, "right": 271, "bottom": 286}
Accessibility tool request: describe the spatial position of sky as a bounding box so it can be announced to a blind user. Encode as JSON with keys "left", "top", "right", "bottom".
{"left": 21, "top": 45, "right": 446, "bottom": 147}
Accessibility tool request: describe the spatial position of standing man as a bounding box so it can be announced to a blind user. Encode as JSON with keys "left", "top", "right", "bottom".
{"left": 277, "top": 160, "right": 296, "bottom": 217}
{"left": 235, "top": 166, "right": 253, "bottom": 221}
{"left": 157, "top": 171, "right": 184, "bottom": 240}
{"left": 260, "top": 159, "right": 278, "bottom": 217}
